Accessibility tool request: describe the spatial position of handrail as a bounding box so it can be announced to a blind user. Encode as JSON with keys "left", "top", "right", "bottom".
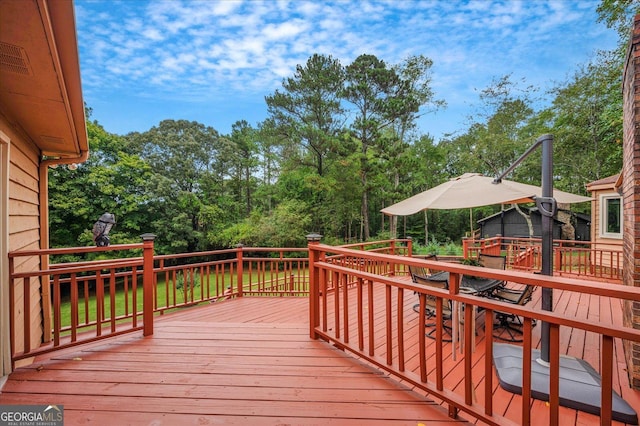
{"left": 307, "top": 242, "right": 640, "bottom": 425}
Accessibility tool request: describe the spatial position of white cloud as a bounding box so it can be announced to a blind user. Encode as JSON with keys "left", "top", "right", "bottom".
{"left": 142, "top": 27, "right": 164, "bottom": 41}
{"left": 262, "top": 20, "right": 308, "bottom": 40}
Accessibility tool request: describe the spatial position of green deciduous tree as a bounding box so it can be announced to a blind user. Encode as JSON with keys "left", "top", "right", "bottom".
{"left": 547, "top": 50, "right": 623, "bottom": 194}
{"left": 49, "top": 119, "right": 153, "bottom": 252}
{"left": 125, "top": 120, "right": 224, "bottom": 253}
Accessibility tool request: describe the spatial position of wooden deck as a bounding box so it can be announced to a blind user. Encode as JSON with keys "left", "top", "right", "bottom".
{"left": 0, "top": 297, "right": 467, "bottom": 425}
{"left": 1, "top": 287, "right": 639, "bottom": 425}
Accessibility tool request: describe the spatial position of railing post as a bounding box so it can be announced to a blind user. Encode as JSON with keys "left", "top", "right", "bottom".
{"left": 141, "top": 233, "right": 156, "bottom": 336}
{"left": 236, "top": 244, "right": 244, "bottom": 298}
{"left": 462, "top": 237, "right": 469, "bottom": 259}
{"left": 406, "top": 237, "right": 413, "bottom": 257}
{"left": 555, "top": 249, "right": 561, "bottom": 274}
{"left": 307, "top": 233, "right": 322, "bottom": 339}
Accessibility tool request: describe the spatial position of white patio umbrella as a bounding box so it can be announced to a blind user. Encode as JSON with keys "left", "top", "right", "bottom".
{"left": 381, "top": 173, "right": 590, "bottom": 216}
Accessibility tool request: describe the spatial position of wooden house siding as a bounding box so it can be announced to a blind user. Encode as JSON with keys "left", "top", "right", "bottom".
{"left": 1, "top": 0, "right": 89, "bottom": 376}
{"left": 586, "top": 185, "right": 623, "bottom": 271}
{"left": 3, "top": 120, "right": 43, "bottom": 359}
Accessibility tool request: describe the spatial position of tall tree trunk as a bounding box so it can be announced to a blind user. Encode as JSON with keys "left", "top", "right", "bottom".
{"left": 423, "top": 210, "right": 429, "bottom": 244}
{"left": 513, "top": 204, "right": 533, "bottom": 236}
{"left": 245, "top": 164, "right": 251, "bottom": 215}
{"left": 390, "top": 170, "right": 400, "bottom": 238}
{"left": 362, "top": 189, "right": 370, "bottom": 240}
{"left": 390, "top": 215, "right": 397, "bottom": 238}
{"left": 361, "top": 150, "right": 370, "bottom": 240}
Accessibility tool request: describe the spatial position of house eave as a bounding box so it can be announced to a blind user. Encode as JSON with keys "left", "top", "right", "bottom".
{"left": 0, "top": 0, "right": 88, "bottom": 160}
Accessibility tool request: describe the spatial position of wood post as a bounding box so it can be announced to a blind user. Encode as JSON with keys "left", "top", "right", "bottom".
{"left": 141, "top": 233, "right": 155, "bottom": 336}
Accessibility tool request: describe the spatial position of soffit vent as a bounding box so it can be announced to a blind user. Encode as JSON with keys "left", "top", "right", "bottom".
{"left": 0, "top": 42, "right": 32, "bottom": 76}
{"left": 40, "top": 135, "right": 65, "bottom": 146}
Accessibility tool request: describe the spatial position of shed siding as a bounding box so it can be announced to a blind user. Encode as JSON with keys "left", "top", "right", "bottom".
{"left": 3, "top": 117, "right": 43, "bottom": 357}
{"left": 478, "top": 209, "right": 563, "bottom": 239}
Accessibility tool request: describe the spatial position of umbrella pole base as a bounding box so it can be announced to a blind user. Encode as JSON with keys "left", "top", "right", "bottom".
{"left": 492, "top": 343, "right": 638, "bottom": 424}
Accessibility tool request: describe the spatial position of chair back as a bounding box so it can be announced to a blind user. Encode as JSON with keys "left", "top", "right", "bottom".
{"left": 409, "top": 254, "right": 439, "bottom": 283}
{"left": 478, "top": 253, "right": 506, "bottom": 270}
{"left": 409, "top": 265, "right": 429, "bottom": 283}
{"left": 413, "top": 275, "right": 447, "bottom": 290}
{"left": 414, "top": 275, "right": 451, "bottom": 316}
{"left": 517, "top": 285, "right": 535, "bottom": 306}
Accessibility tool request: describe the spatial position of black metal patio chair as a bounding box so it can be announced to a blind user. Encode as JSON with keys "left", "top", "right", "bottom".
{"left": 412, "top": 273, "right": 453, "bottom": 342}
{"left": 488, "top": 284, "right": 536, "bottom": 342}
{"left": 478, "top": 253, "right": 507, "bottom": 292}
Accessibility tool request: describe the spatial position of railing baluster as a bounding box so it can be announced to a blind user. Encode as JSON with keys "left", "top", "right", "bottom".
{"left": 132, "top": 267, "right": 138, "bottom": 327}
{"left": 419, "top": 294, "right": 427, "bottom": 383}
{"left": 357, "top": 277, "right": 364, "bottom": 351}
{"left": 96, "top": 271, "right": 103, "bottom": 336}
{"left": 83, "top": 279, "right": 89, "bottom": 325}
{"left": 110, "top": 269, "right": 117, "bottom": 333}
{"left": 435, "top": 297, "right": 444, "bottom": 391}
{"left": 386, "top": 284, "right": 392, "bottom": 366}
{"left": 342, "top": 272, "right": 349, "bottom": 344}
{"left": 463, "top": 300, "right": 473, "bottom": 405}
{"left": 368, "top": 279, "right": 374, "bottom": 357}
{"left": 397, "top": 287, "right": 405, "bottom": 372}
{"left": 484, "top": 308, "right": 493, "bottom": 416}
{"left": 123, "top": 274, "right": 129, "bottom": 317}
{"left": 522, "top": 317, "right": 533, "bottom": 425}
{"left": 549, "top": 323, "right": 561, "bottom": 426}
{"left": 333, "top": 270, "right": 340, "bottom": 339}
{"left": 601, "top": 335, "right": 614, "bottom": 426}
{"left": 23, "top": 277, "right": 31, "bottom": 354}
{"left": 52, "top": 275, "right": 60, "bottom": 347}
{"left": 321, "top": 268, "right": 327, "bottom": 332}
{"left": 71, "top": 273, "right": 78, "bottom": 342}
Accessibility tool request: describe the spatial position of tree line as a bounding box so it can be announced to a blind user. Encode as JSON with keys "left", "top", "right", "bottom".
{"left": 48, "top": 3, "right": 634, "bottom": 256}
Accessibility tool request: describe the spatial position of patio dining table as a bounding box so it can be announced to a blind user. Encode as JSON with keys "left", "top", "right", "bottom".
{"left": 423, "top": 270, "right": 503, "bottom": 359}
{"left": 426, "top": 270, "right": 503, "bottom": 295}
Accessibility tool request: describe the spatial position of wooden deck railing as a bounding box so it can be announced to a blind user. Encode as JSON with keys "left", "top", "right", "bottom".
{"left": 8, "top": 241, "right": 150, "bottom": 365}
{"left": 463, "top": 237, "right": 623, "bottom": 282}
{"left": 7, "top": 237, "right": 410, "bottom": 365}
{"left": 308, "top": 242, "right": 640, "bottom": 425}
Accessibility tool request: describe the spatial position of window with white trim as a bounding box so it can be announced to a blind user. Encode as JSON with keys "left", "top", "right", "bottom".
{"left": 600, "top": 194, "right": 622, "bottom": 239}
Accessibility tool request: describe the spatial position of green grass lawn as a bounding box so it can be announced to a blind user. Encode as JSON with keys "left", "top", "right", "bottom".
{"left": 55, "top": 269, "right": 307, "bottom": 331}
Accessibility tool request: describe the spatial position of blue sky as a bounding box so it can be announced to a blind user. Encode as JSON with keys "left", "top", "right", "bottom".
{"left": 74, "top": 0, "right": 619, "bottom": 141}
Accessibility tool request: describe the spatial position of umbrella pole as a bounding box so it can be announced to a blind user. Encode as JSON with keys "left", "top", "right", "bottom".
{"left": 538, "top": 134, "right": 555, "bottom": 364}
{"left": 493, "top": 134, "right": 555, "bottom": 363}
